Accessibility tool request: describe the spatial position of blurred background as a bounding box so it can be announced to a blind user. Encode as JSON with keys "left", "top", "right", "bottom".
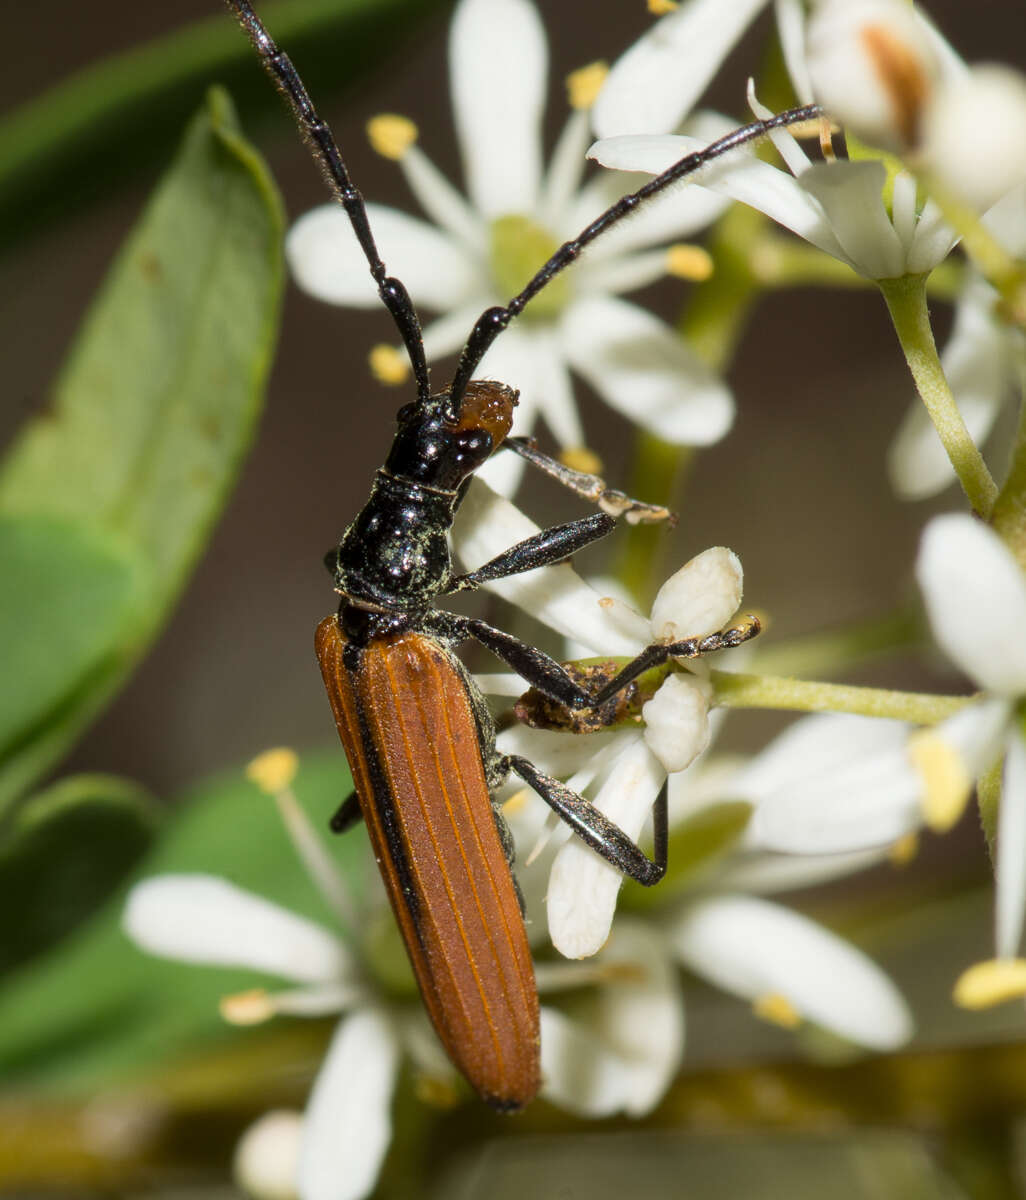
{"left": 3, "top": 1, "right": 1026, "bottom": 1197}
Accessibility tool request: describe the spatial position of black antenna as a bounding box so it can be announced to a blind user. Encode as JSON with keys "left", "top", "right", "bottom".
{"left": 227, "top": 0, "right": 432, "bottom": 406}
{"left": 447, "top": 103, "right": 823, "bottom": 408}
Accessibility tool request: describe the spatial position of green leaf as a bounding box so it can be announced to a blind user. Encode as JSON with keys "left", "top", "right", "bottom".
{"left": 0, "top": 753, "right": 356, "bottom": 1098}
{"left": 0, "top": 88, "right": 283, "bottom": 809}
{"left": 0, "top": 515, "right": 145, "bottom": 764}
{"left": 0, "top": 775, "right": 162, "bottom": 975}
{"left": 0, "top": 0, "right": 449, "bottom": 248}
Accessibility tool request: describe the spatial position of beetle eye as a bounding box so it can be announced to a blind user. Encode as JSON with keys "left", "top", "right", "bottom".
{"left": 395, "top": 402, "right": 418, "bottom": 425}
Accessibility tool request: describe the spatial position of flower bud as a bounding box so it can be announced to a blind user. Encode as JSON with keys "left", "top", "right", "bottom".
{"left": 234, "top": 1110, "right": 302, "bottom": 1200}
{"left": 921, "top": 65, "right": 1026, "bottom": 211}
{"left": 806, "top": 0, "right": 940, "bottom": 152}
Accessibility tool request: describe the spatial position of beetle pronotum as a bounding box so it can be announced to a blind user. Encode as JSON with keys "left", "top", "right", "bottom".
{"left": 226, "top": 0, "right": 820, "bottom": 1110}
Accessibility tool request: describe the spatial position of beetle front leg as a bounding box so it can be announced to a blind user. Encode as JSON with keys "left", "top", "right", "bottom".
{"left": 503, "top": 436, "right": 673, "bottom": 525}
{"left": 455, "top": 616, "right": 595, "bottom": 709}
{"left": 503, "top": 754, "right": 667, "bottom": 886}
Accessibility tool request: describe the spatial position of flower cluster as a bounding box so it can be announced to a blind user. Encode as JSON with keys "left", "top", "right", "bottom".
{"left": 124, "top": 0, "right": 1026, "bottom": 1196}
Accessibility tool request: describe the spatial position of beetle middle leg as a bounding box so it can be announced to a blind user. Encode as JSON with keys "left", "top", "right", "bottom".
{"left": 502, "top": 754, "right": 667, "bottom": 886}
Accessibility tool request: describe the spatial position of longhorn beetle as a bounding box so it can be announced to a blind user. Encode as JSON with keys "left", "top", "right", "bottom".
{"left": 227, "top": 0, "right": 821, "bottom": 1111}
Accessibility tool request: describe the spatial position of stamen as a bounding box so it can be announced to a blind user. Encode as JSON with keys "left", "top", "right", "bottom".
{"left": 559, "top": 445, "right": 602, "bottom": 475}
{"left": 275, "top": 787, "right": 360, "bottom": 932}
{"left": 752, "top": 991, "right": 802, "bottom": 1029}
{"left": 501, "top": 788, "right": 532, "bottom": 816}
{"left": 908, "top": 730, "right": 972, "bottom": 832}
{"left": 370, "top": 344, "right": 410, "bottom": 384}
{"left": 566, "top": 62, "right": 609, "bottom": 111}
{"left": 647, "top": 0, "right": 679, "bottom": 13}
{"left": 366, "top": 114, "right": 418, "bottom": 160}
{"left": 221, "top": 988, "right": 276, "bottom": 1025}
{"left": 888, "top": 831, "right": 919, "bottom": 866}
{"left": 953, "top": 958, "right": 1026, "bottom": 1009}
{"left": 665, "top": 244, "right": 714, "bottom": 281}
{"left": 246, "top": 747, "right": 298, "bottom": 795}
{"left": 534, "top": 959, "right": 645, "bottom": 992}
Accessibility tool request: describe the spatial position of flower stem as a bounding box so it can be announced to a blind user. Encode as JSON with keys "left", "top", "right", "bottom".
{"left": 712, "top": 670, "right": 972, "bottom": 723}
{"left": 750, "top": 605, "right": 923, "bottom": 678}
{"left": 878, "top": 273, "right": 998, "bottom": 517}
{"left": 989, "top": 379, "right": 1026, "bottom": 570}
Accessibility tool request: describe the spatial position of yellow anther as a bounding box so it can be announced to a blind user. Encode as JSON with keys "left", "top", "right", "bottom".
{"left": 752, "top": 992, "right": 802, "bottom": 1029}
{"left": 666, "top": 243, "right": 714, "bottom": 281}
{"left": 888, "top": 831, "right": 919, "bottom": 866}
{"left": 908, "top": 730, "right": 972, "bottom": 833}
{"left": 414, "top": 1074, "right": 463, "bottom": 1109}
{"left": 560, "top": 445, "right": 603, "bottom": 475}
{"left": 648, "top": 0, "right": 679, "bottom": 13}
{"left": 369, "top": 344, "right": 410, "bottom": 385}
{"left": 246, "top": 748, "right": 299, "bottom": 796}
{"left": 502, "top": 788, "right": 532, "bottom": 815}
{"left": 220, "top": 988, "right": 276, "bottom": 1025}
{"left": 366, "top": 114, "right": 418, "bottom": 160}
{"left": 566, "top": 61, "right": 609, "bottom": 111}
{"left": 953, "top": 958, "right": 1026, "bottom": 1009}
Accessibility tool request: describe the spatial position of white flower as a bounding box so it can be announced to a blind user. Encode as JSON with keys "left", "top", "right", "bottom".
{"left": 921, "top": 64, "right": 1026, "bottom": 213}
{"left": 454, "top": 479, "right": 747, "bottom": 958}
{"left": 915, "top": 514, "right": 1026, "bottom": 965}
{"left": 589, "top": 0, "right": 974, "bottom": 283}
{"left": 123, "top": 756, "right": 683, "bottom": 1199}
{"left": 287, "top": 0, "right": 733, "bottom": 495}
{"left": 889, "top": 184, "right": 1026, "bottom": 499}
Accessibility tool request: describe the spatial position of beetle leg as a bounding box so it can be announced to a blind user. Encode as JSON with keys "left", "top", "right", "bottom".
{"left": 503, "top": 754, "right": 667, "bottom": 886}
{"left": 458, "top": 617, "right": 595, "bottom": 709}
{"left": 448, "top": 512, "right": 615, "bottom": 592}
{"left": 589, "top": 614, "right": 762, "bottom": 705}
{"left": 329, "top": 790, "right": 364, "bottom": 835}
{"left": 503, "top": 437, "right": 673, "bottom": 525}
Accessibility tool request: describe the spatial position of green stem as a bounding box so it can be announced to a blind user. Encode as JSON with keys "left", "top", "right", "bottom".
{"left": 612, "top": 205, "right": 766, "bottom": 606}
{"left": 712, "top": 670, "right": 973, "bottom": 723}
{"left": 989, "top": 385, "right": 1026, "bottom": 570}
{"left": 750, "top": 606, "right": 923, "bottom": 679}
{"left": 879, "top": 273, "right": 998, "bottom": 517}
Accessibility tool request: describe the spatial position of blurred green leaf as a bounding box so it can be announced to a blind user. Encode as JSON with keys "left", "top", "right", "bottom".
{"left": 0, "top": 0, "right": 448, "bottom": 248}
{"left": 0, "top": 87, "right": 283, "bottom": 810}
{"left": 0, "top": 775, "right": 162, "bottom": 975}
{"left": 0, "top": 753, "right": 356, "bottom": 1098}
{"left": 0, "top": 515, "right": 145, "bottom": 765}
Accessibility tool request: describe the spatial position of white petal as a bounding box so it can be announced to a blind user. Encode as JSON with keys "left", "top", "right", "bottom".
{"left": 982, "top": 179, "right": 1026, "bottom": 256}
{"left": 592, "top": 0, "right": 770, "bottom": 138}
{"left": 286, "top": 205, "right": 479, "bottom": 311}
{"left": 538, "top": 1007, "right": 632, "bottom": 1117}
{"left": 997, "top": 731, "right": 1026, "bottom": 957}
{"left": 806, "top": 0, "right": 941, "bottom": 153}
{"left": 449, "top": 0, "right": 546, "bottom": 217}
{"left": 234, "top": 1110, "right": 302, "bottom": 1200}
{"left": 541, "top": 921, "right": 682, "bottom": 1117}
{"left": 481, "top": 324, "right": 583, "bottom": 448}
{"left": 797, "top": 160, "right": 907, "bottom": 279}
{"left": 561, "top": 296, "right": 733, "bottom": 444}
{"left": 669, "top": 895, "right": 913, "bottom": 1049}
{"left": 643, "top": 674, "right": 712, "bottom": 775}
{"left": 567, "top": 168, "right": 729, "bottom": 260}
{"left": 917, "top": 514, "right": 1026, "bottom": 695}
{"left": 739, "top": 714, "right": 921, "bottom": 854}
{"left": 718, "top": 847, "right": 888, "bottom": 893}
{"left": 419, "top": 301, "right": 493, "bottom": 363}
{"left": 498, "top": 725, "right": 625, "bottom": 785}
{"left": 650, "top": 547, "right": 744, "bottom": 641}
{"left": 452, "top": 479, "right": 651, "bottom": 653}
{"left": 538, "top": 108, "right": 593, "bottom": 230}
{"left": 774, "top": 0, "right": 813, "bottom": 104}
{"left": 932, "top": 696, "right": 1014, "bottom": 784}
{"left": 299, "top": 1010, "right": 399, "bottom": 1200}
{"left": 589, "top": 135, "right": 850, "bottom": 265}
{"left": 889, "top": 277, "right": 1011, "bottom": 499}
{"left": 122, "top": 875, "right": 351, "bottom": 985}
{"left": 397, "top": 144, "right": 486, "bottom": 253}
{"left": 904, "top": 197, "right": 958, "bottom": 275}
{"left": 547, "top": 738, "right": 665, "bottom": 958}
